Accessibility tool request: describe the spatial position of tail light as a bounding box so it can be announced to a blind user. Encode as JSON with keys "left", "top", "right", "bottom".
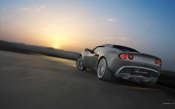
{"left": 155, "top": 59, "right": 162, "bottom": 67}
{"left": 128, "top": 54, "right": 133, "bottom": 60}
{"left": 119, "top": 53, "right": 134, "bottom": 60}
{"left": 119, "top": 53, "right": 127, "bottom": 59}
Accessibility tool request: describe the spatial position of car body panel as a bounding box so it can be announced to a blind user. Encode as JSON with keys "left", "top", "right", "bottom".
{"left": 79, "top": 44, "right": 162, "bottom": 84}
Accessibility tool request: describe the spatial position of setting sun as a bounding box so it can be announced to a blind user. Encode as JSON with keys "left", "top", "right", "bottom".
{"left": 52, "top": 43, "right": 61, "bottom": 49}
{"left": 0, "top": 0, "right": 175, "bottom": 71}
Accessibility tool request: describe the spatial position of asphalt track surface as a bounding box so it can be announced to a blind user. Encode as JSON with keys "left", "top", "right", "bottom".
{"left": 0, "top": 50, "right": 175, "bottom": 109}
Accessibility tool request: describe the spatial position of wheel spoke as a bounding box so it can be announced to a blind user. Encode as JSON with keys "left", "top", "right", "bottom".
{"left": 97, "top": 58, "right": 106, "bottom": 78}
{"left": 77, "top": 58, "right": 83, "bottom": 69}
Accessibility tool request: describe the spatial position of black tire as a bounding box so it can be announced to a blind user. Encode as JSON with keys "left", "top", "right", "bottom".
{"left": 76, "top": 57, "right": 86, "bottom": 70}
{"left": 97, "top": 58, "right": 113, "bottom": 81}
{"left": 143, "top": 78, "right": 158, "bottom": 86}
{"left": 145, "top": 81, "right": 156, "bottom": 86}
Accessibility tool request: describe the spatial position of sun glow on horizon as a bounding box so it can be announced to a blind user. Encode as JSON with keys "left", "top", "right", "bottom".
{"left": 52, "top": 42, "right": 61, "bottom": 49}
{"left": 0, "top": 0, "right": 175, "bottom": 71}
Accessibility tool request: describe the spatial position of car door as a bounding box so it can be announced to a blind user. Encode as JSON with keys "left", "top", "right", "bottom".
{"left": 84, "top": 46, "right": 104, "bottom": 69}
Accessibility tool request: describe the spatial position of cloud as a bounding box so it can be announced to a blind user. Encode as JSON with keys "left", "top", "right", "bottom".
{"left": 20, "top": 7, "right": 30, "bottom": 11}
{"left": 20, "top": 5, "right": 46, "bottom": 12}
{"left": 102, "top": 36, "right": 116, "bottom": 40}
{"left": 35, "top": 5, "right": 46, "bottom": 11}
{"left": 107, "top": 18, "right": 116, "bottom": 22}
{"left": 119, "top": 37, "right": 129, "bottom": 41}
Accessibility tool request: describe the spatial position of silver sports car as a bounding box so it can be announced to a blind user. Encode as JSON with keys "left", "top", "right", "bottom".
{"left": 76, "top": 44, "right": 162, "bottom": 85}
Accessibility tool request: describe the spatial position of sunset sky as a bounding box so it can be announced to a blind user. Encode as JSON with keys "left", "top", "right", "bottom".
{"left": 0, "top": 0, "right": 175, "bottom": 71}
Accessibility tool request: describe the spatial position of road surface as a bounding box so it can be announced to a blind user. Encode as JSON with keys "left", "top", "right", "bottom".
{"left": 0, "top": 50, "right": 174, "bottom": 109}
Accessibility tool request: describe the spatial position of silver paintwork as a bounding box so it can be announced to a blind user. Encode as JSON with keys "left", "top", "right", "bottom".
{"left": 79, "top": 44, "right": 162, "bottom": 84}
{"left": 76, "top": 58, "right": 84, "bottom": 70}
{"left": 97, "top": 58, "right": 106, "bottom": 78}
{"left": 115, "top": 66, "right": 159, "bottom": 75}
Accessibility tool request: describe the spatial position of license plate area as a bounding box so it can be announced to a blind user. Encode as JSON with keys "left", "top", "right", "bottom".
{"left": 134, "top": 56, "right": 155, "bottom": 65}
{"left": 119, "top": 67, "right": 159, "bottom": 77}
{"left": 132, "top": 69, "right": 149, "bottom": 77}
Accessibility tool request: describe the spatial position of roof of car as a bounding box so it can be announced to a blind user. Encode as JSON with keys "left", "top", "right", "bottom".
{"left": 100, "top": 44, "right": 139, "bottom": 52}
{"left": 100, "top": 44, "right": 133, "bottom": 48}
{"left": 100, "top": 44, "right": 114, "bottom": 47}
{"left": 100, "top": 44, "right": 125, "bottom": 47}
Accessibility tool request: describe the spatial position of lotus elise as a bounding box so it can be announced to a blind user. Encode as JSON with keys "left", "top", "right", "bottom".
{"left": 76, "top": 44, "right": 162, "bottom": 85}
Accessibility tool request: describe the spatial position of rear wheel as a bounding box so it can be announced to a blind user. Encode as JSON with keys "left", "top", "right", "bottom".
{"left": 144, "top": 81, "right": 156, "bottom": 86}
{"left": 143, "top": 78, "right": 158, "bottom": 86}
{"left": 97, "top": 58, "right": 113, "bottom": 81}
{"left": 76, "top": 57, "right": 86, "bottom": 70}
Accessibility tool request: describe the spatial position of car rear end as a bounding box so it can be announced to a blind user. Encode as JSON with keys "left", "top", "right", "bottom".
{"left": 108, "top": 52, "right": 162, "bottom": 84}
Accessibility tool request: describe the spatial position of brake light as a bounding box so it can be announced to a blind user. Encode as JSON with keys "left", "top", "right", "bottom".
{"left": 128, "top": 54, "right": 133, "bottom": 60}
{"left": 155, "top": 59, "right": 162, "bottom": 67}
{"left": 119, "top": 53, "right": 134, "bottom": 60}
{"left": 119, "top": 53, "right": 127, "bottom": 59}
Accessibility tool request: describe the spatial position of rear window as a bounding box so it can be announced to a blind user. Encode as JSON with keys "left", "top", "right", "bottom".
{"left": 113, "top": 45, "right": 139, "bottom": 52}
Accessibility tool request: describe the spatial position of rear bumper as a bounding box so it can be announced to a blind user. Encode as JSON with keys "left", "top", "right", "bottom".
{"left": 115, "top": 66, "right": 160, "bottom": 83}
{"left": 117, "top": 74, "right": 158, "bottom": 83}
{"left": 106, "top": 57, "right": 160, "bottom": 83}
{"left": 116, "top": 66, "right": 159, "bottom": 76}
{"left": 107, "top": 57, "right": 160, "bottom": 75}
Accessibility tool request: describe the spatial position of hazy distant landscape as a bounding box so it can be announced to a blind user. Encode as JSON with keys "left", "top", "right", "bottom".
{"left": 1, "top": 0, "right": 175, "bottom": 108}
{"left": 0, "top": 40, "right": 174, "bottom": 88}
{"left": 0, "top": 40, "right": 79, "bottom": 60}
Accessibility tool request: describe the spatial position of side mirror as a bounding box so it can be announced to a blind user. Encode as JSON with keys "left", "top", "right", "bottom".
{"left": 85, "top": 48, "right": 93, "bottom": 53}
{"left": 85, "top": 48, "right": 91, "bottom": 51}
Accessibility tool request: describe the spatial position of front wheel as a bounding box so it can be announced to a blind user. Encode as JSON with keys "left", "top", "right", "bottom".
{"left": 97, "top": 58, "right": 113, "bottom": 81}
{"left": 76, "top": 57, "right": 86, "bottom": 70}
